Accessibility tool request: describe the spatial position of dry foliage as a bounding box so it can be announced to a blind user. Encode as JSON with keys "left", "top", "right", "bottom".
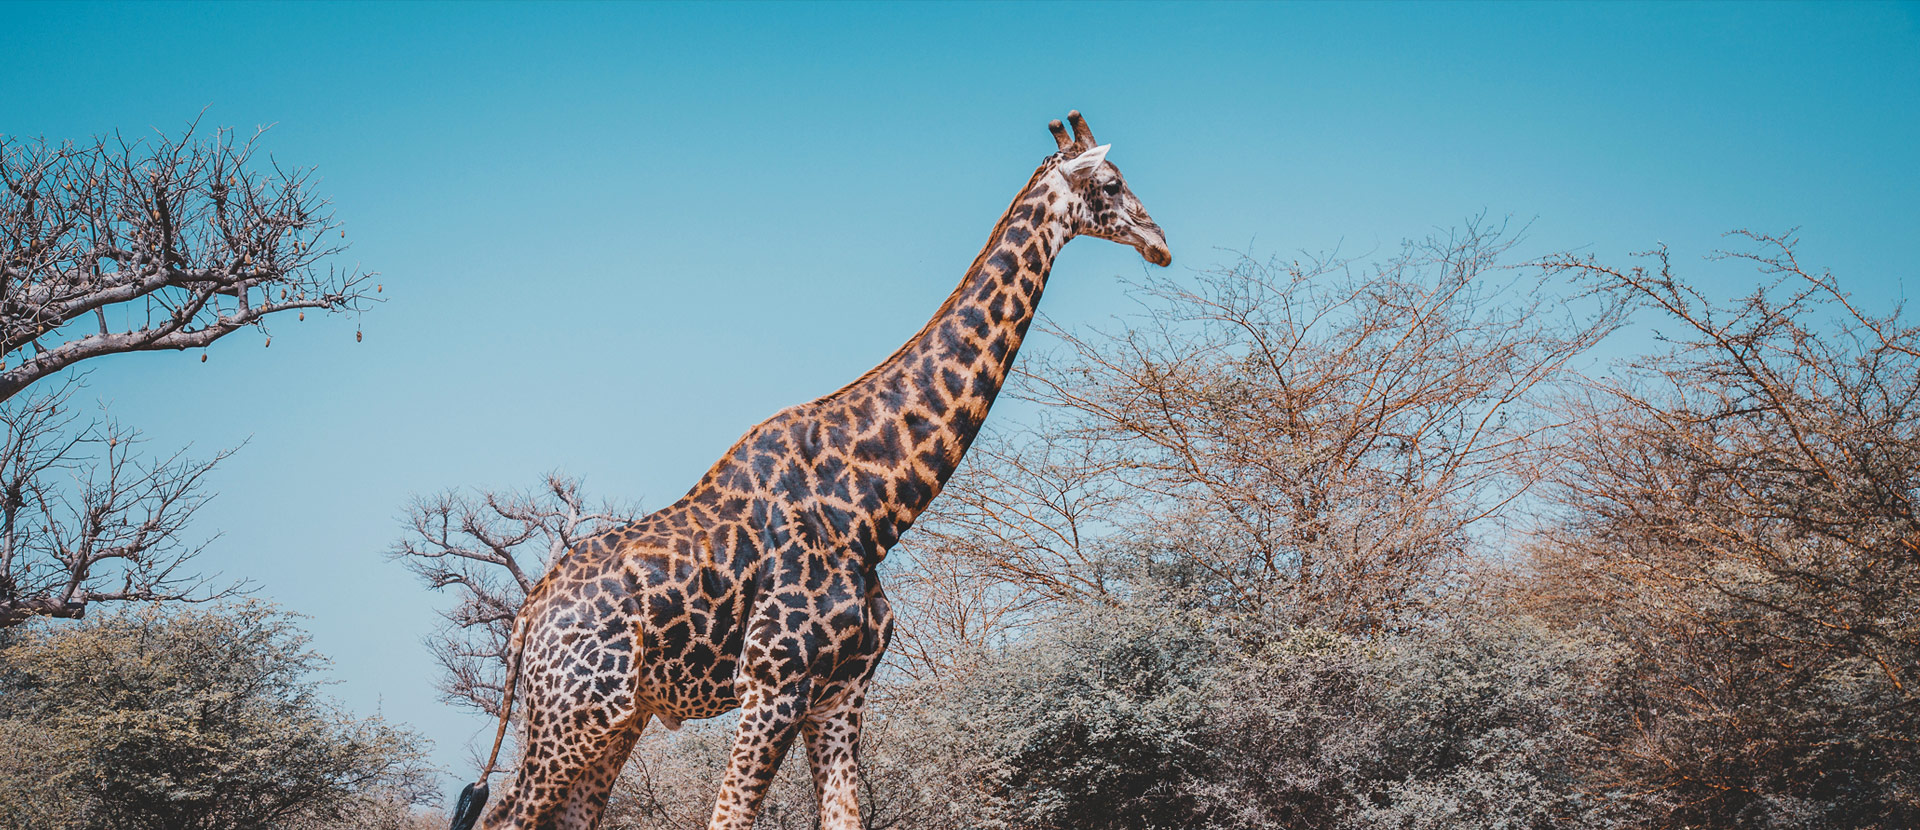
{"left": 890, "top": 222, "right": 1622, "bottom": 677}
{"left": 1528, "top": 231, "right": 1920, "bottom": 824}
{"left": 0, "top": 602, "right": 438, "bottom": 829}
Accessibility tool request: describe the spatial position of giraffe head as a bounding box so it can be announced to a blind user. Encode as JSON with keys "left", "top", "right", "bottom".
{"left": 1045, "top": 111, "right": 1173, "bottom": 267}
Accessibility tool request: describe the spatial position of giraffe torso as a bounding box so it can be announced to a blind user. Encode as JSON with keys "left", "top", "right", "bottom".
{"left": 520, "top": 394, "right": 942, "bottom": 727}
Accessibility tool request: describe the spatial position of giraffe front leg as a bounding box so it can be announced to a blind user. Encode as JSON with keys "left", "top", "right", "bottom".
{"left": 708, "top": 679, "right": 812, "bottom": 830}
{"left": 801, "top": 702, "right": 866, "bottom": 830}
{"left": 803, "top": 572, "right": 891, "bottom": 830}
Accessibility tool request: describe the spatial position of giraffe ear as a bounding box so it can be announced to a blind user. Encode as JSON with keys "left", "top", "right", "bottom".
{"left": 1060, "top": 144, "right": 1111, "bottom": 182}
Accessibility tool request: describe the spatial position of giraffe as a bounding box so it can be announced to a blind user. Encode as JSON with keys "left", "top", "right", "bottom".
{"left": 449, "top": 110, "right": 1171, "bottom": 830}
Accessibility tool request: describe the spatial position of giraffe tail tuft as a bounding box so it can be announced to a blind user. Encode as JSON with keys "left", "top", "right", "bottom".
{"left": 448, "top": 780, "right": 488, "bottom": 830}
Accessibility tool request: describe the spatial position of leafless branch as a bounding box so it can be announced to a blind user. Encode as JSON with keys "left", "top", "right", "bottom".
{"left": 0, "top": 377, "right": 242, "bottom": 626}
{"left": 391, "top": 474, "right": 636, "bottom": 715}
{"left": 0, "top": 121, "right": 375, "bottom": 401}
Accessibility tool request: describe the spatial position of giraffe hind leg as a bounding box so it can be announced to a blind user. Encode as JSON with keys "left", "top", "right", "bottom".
{"left": 483, "top": 704, "right": 633, "bottom": 830}
{"left": 484, "top": 606, "right": 645, "bottom": 828}
{"left": 555, "top": 718, "right": 647, "bottom": 828}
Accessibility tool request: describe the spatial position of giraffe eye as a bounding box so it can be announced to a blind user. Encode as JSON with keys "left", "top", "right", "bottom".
{"left": 1100, "top": 182, "right": 1121, "bottom": 196}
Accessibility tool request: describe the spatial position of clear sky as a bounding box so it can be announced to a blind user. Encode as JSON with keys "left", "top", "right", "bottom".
{"left": 5, "top": 0, "right": 1917, "bottom": 793}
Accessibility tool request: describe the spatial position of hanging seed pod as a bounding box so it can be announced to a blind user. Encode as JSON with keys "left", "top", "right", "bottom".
{"left": 356, "top": 330, "right": 363, "bottom": 343}
{"left": 298, "top": 311, "right": 304, "bottom": 321}
{"left": 108, "top": 436, "right": 117, "bottom": 448}
{"left": 200, "top": 353, "right": 207, "bottom": 363}
{"left": 376, "top": 284, "right": 383, "bottom": 293}
{"left": 264, "top": 338, "right": 271, "bottom": 348}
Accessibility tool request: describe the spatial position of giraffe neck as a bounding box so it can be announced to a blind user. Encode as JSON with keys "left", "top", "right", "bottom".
{"left": 822, "top": 161, "right": 1074, "bottom": 536}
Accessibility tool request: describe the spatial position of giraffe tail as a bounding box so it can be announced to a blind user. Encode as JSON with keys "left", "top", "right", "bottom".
{"left": 448, "top": 781, "right": 488, "bottom": 830}
{"left": 449, "top": 608, "right": 532, "bottom": 830}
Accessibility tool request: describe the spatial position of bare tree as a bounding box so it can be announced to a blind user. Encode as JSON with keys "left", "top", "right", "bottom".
{"left": 0, "top": 121, "right": 375, "bottom": 401}
{"left": 0, "top": 120, "right": 373, "bottom": 628}
{"left": 892, "top": 221, "right": 1622, "bottom": 648}
{"left": 882, "top": 421, "right": 1130, "bottom": 682}
{"left": 1526, "top": 231, "right": 1920, "bottom": 825}
{"left": 392, "top": 475, "right": 635, "bottom": 715}
{"left": 0, "top": 379, "right": 235, "bottom": 626}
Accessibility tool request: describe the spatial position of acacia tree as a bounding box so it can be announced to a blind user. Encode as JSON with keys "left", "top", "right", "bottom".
{"left": 889, "top": 222, "right": 1622, "bottom": 672}
{"left": 1527, "top": 232, "right": 1920, "bottom": 826}
{"left": 393, "top": 474, "right": 634, "bottom": 716}
{"left": 0, "top": 122, "right": 374, "bottom": 626}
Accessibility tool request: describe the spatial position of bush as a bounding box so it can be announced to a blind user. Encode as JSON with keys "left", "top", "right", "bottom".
{"left": 0, "top": 602, "right": 436, "bottom": 830}
{"left": 874, "top": 597, "right": 1617, "bottom": 830}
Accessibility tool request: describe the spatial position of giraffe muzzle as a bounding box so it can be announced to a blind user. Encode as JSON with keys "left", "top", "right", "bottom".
{"left": 1135, "top": 224, "right": 1172, "bottom": 267}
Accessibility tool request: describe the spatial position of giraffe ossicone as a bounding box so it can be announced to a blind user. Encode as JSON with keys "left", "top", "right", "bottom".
{"left": 452, "top": 109, "right": 1170, "bottom": 830}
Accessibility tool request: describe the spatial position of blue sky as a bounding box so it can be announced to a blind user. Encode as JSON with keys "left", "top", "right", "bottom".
{"left": 5, "top": 0, "right": 1917, "bottom": 792}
